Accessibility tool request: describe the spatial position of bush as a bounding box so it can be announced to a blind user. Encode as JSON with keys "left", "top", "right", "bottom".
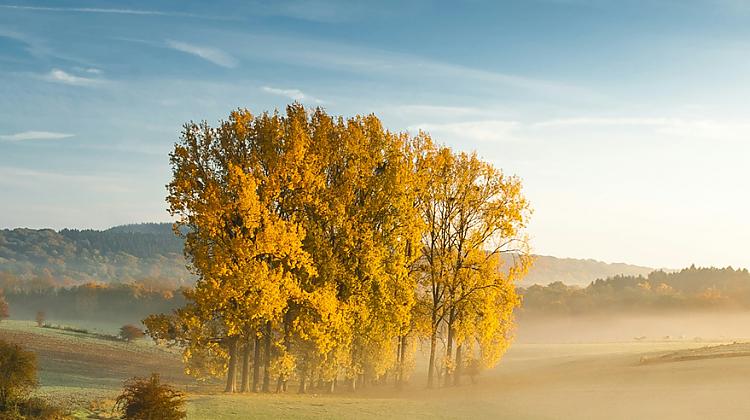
{"left": 119, "top": 325, "right": 145, "bottom": 343}
{"left": 0, "top": 340, "right": 37, "bottom": 412}
{"left": 18, "top": 397, "right": 67, "bottom": 419}
{"left": 115, "top": 373, "right": 186, "bottom": 420}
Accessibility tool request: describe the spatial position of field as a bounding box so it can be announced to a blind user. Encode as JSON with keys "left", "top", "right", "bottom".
{"left": 4, "top": 319, "right": 750, "bottom": 419}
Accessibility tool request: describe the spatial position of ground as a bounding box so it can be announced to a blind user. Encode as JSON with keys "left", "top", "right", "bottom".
{"left": 3, "top": 319, "right": 750, "bottom": 419}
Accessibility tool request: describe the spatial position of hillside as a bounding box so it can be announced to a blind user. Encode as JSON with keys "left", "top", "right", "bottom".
{"left": 519, "top": 255, "right": 655, "bottom": 287}
{"left": 0, "top": 223, "right": 655, "bottom": 288}
{"left": 0, "top": 224, "right": 192, "bottom": 287}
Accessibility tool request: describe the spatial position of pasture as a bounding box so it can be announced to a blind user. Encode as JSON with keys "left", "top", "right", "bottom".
{"left": 4, "top": 319, "right": 750, "bottom": 419}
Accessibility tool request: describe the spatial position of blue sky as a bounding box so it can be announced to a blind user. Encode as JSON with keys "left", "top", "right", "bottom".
{"left": 2, "top": 0, "right": 750, "bottom": 268}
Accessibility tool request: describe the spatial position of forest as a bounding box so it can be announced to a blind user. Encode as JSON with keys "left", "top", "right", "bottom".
{"left": 0, "top": 224, "right": 191, "bottom": 286}
{"left": 521, "top": 266, "right": 750, "bottom": 316}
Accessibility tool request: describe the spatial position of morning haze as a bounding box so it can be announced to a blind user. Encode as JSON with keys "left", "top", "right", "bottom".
{"left": 2, "top": 1, "right": 750, "bottom": 419}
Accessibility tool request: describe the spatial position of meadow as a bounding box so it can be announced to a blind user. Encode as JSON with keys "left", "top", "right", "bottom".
{"left": 5, "top": 318, "right": 750, "bottom": 419}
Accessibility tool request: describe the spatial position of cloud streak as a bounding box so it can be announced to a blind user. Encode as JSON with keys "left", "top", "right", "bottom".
{"left": 42, "top": 69, "right": 102, "bottom": 86}
{"left": 0, "top": 131, "right": 74, "bottom": 141}
{"left": 409, "top": 120, "right": 520, "bottom": 143}
{"left": 262, "top": 86, "right": 323, "bottom": 103}
{"left": 165, "top": 40, "right": 237, "bottom": 68}
{"left": 0, "top": 4, "right": 231, "bottom": 20}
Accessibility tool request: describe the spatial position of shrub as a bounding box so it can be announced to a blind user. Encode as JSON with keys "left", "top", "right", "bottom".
{"left": 18, "top": 396, "right": 67, "bottom": 419}
{"left": 0, "top": 340, "right": 37, "bottom": 411}
{"left": 119, "top": 325, "right": 145, "bottom": 343}
{"left": 115, "top": 373, "right": 186, "bottom": 420}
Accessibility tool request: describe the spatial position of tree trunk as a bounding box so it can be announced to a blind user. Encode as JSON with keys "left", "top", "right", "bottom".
{"left": 252, "top": 334, "right": 261, "bottom": 392}
{"left": 298, "top": 368, "right": 307, "bottom": 394}
{"left": 454, "top": 344, "right": 463, "bottom": 386}
{"left": 225, "top": 337, "right": 238, "bottom": 393}
{"left": 427, "top": 331, "right": 437, "bottom": 389}
{"left": 276, "top": 375, "right": 284, "bottom": 393}
{"left": 397, "top": 335, "right": 407, "bottom": 390}
{"left": 240, "top": 337, "right": 252, "bottom": 392}
{"left": 444, "top": 315, "right": 455, "bottom": 387}
{"left": 262, "top": 321, "right": 272, "bottom": 392}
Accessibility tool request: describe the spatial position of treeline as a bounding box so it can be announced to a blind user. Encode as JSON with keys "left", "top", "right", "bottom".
{"left": 2, "top": 282, "right": 184, "bottom": 327}
{"left": 145, "top": 105, "right": 531, "bottom": 393}
{"left": 0, "top": 225, "right": 192, "bottom": 285}
{"left": 521, "top": 266, "right": 750, "bottom": 315}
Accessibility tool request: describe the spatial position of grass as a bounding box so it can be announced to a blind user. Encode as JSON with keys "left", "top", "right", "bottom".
{"left": 5, "top": 318, "right": 750, "bottom": 419}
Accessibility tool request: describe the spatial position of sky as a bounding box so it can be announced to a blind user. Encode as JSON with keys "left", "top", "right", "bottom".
{"left": 2, "top": 0, "right": 750, "bottom": 269}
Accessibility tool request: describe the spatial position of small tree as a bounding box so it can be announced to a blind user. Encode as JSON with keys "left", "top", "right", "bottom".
{"left": 115, "top": 373, "right": 186, "bottom": 420}
{"left": 0, "top": 293, "right": 8, "bottom": 322}
{"left": 35, "top": 311, "right": 45, "bottom": 327}
{"left": 120, "top": 325, "right": 145, "bottom": 343}
{"left": 0, "top": 340, "right": 37, "bottom": 411}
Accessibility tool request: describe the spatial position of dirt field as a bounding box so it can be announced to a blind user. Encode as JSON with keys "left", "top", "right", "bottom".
{"left": 5, "top": 319, "right": 750, "bottom": 419}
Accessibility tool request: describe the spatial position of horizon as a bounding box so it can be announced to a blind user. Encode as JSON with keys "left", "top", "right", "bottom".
{"left": 0, "top": 221, "right": 707, "bottom": 272}
{"left": 3, "top": 1, "right": 750, "bottom": 269}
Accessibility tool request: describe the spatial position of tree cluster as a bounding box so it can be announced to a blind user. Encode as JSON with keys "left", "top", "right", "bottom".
{"left": 144, "top": 105, "right": 531, "bottom": 393}
{"left": 521, "top": 265, "right": 750, "bottom": 316}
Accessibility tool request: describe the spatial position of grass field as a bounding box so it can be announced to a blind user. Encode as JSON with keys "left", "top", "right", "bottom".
{"left": 4, "top": 319, "right": 750, "bottom": 419}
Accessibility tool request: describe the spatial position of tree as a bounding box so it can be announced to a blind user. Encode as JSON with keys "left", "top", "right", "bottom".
{"left": 115, "top": 373, "right": 186, "bottom": 420}
{"left": 152, "top": 107, "right": 317, "bottom": 393}
{"left": 35, "top": 311, "right": 45, "bottom": 327}
{"left": 120, "top": 325, "right": 145, "bottom": 343}
{"left": 0, "top": 340, "right": 37, "bottom": 411}
{"left": 0, "top": 292, "right": 8, "bottom": 322}
{"left": 415, "top": 147, "right": 531, "bottom": 388}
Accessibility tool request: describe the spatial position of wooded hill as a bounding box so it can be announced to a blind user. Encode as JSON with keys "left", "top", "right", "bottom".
{"left": 0, "top": 223, "right": 652, "bottom": 289}
{"left": 521, "top": 266, "right": 750, "bottom": 315}
{"left": 0, "top": 223, "right": 192, "bottom": 288}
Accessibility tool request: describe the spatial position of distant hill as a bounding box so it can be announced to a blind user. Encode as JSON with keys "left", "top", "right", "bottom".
{"left": 0, "top": 223, "right": 656, "bottom": 289}
{"left": 518, "top": 255, "right": 656, "bottom": 287}
{"left": 0, "top": 223, "right": 192, "bottom": 287}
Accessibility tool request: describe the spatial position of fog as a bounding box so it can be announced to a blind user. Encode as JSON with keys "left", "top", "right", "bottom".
{"left": 517, "top": 311, "right": 750, "bottom": 343}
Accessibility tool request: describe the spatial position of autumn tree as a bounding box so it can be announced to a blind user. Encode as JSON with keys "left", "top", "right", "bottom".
{"left": 0, "top": 292, "right": 8, "bottom": 322}
{"left": 288, "top": 110, "right": 425, "bottom": 392}
{"left": 148, "top": 106, "right": 317, "bottom": 393}
{"left": 120, "top": 324, "right": 145, "bottom": 343}
{"left": 35, "top": 311, "right": 45, "bottom": 327}
{"left": 415, "top": 147, "right": 531, "bottom": 388}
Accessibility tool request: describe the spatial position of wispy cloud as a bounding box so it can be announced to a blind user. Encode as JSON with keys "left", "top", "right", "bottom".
{"left": 0, "top": 4, "right": 231, "bottom": 20}
{"left": 165, "top": 40, "right": 237, "bottom": 68}
{"left": 409, "top": 120, "right": 519, "bottom": 143}
{"left": 0, "top": 131, "right": 74, "bottom": 141}
{"left": 42, "top": 69, "right": 102, "bottom": 86}
{"left": 232, "top": 34, "right": 599, "bottom": 101}
{"left": 262, "top": 86, "right": 323, "bottom": 103}
{"left": 534, "top": 116, "right": 750, "bottom": 141}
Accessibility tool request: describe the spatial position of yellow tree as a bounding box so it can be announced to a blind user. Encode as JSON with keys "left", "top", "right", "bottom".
{"left": 150, "top": 108, "right": 315, "bottom": 393}
{"left": 294, "top": 111, "right": 422, "bottom": 391}
{"left": 416, "top": 147, "right": 531, "bottom": 388}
